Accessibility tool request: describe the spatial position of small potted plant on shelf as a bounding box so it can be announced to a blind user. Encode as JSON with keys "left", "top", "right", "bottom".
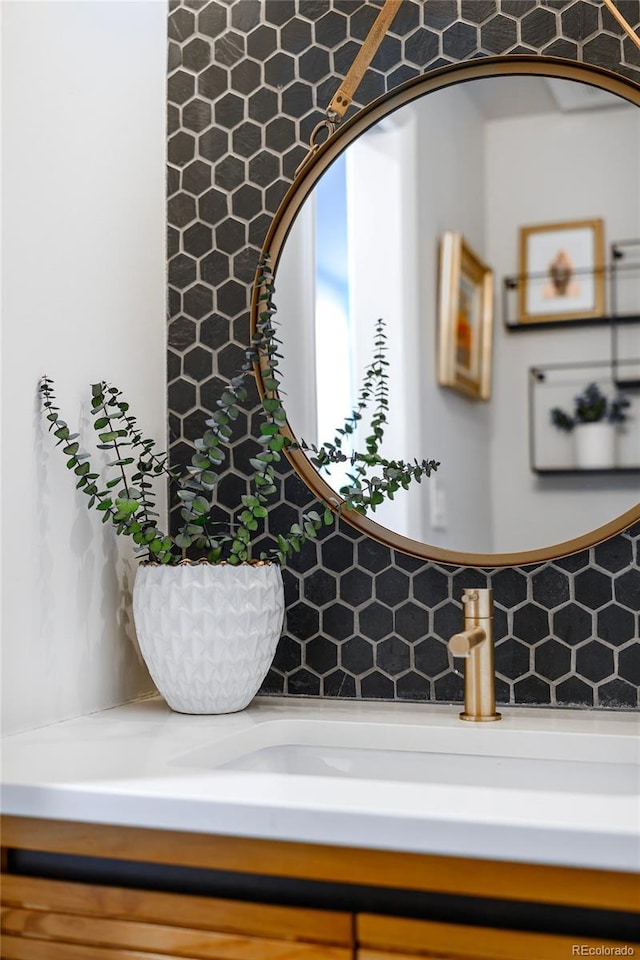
{"left": 550, "top": 381, "right": 630, "bottom": 469}
{"left": 41, "top": 257, "right": 438, "bottom": 715}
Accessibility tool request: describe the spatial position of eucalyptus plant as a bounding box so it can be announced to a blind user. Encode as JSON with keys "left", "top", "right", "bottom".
{"left": 41, "top": 256, "right": 438, "bottom": 566}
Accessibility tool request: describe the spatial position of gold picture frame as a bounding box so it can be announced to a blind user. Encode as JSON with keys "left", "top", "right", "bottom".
{"left": 437, "top": 232, "right": 493, "bottom": 401}
{"left": 517, "top": 218, "right": 605, "bottom": 325}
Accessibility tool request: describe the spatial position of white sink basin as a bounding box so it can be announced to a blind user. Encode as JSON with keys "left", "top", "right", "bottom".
{"left": 175, "top": 717, "right": 639, "bottom": 795}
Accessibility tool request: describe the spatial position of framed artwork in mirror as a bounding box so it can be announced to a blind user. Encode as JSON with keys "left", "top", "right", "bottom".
{"left": 517, "top": 218, "right": 605, "bottom": 325}
{"left": 437, "top": 232, "right": 493, "bottom": 401}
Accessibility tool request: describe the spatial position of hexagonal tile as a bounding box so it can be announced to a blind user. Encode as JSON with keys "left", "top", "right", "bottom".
{"left": 201, "top": 250, "right": 229, "bottom": 288}
{"left": 575, "top": 568, "right": 613, "bottom": 610}
{"left": 594, "top": 537, "right": 633, "bottom": 573}
{"left": 168, "top": 316, "right": 196, "bottom": 352}
{"left": 183, "top": 160, "right": 212, "bottom": 197}
{"left": 583, "top": 32, "right": 622, "bottom": 69}
{"left": 461, "top": 0, "right": 494, "bottom": 24}
{"left": 376, "top": 568, "right": 410, "bottom": 607}
{"left": 182, "top": 99, "right": 212, "bottom": 134}
{"left": 321, "top": 533, "right": 353, "bottom": 573}
{"left": 265, "top": 51, "right": 296, "bottom": 87}
{"left": 432, "top": 601, "right": 463, "bottom": 642}
{"left": 361, "top": 671, "right": 395, "bottom": 699}
{"left": 288, "top": 668, "right": 320, "bottom": 695}
{"left": 495, "top": 638, "right": 530, "bottom": 681}
{"left": 597, "top": 604, "right": 637, "bottom": 646}
{"left": 183, "top": 222, "right": 212, "bottom": 258}
{"left": 183, "top": 284, "right": 213, "bottom": 320}
{"left": 215, "top": 155, "right": 246, "bottom": 191}
{"left": 168, "top": 70, "right": 195, "bottom": 106}
{"left": 248, "top": 150, "right": 280, "bottom": 188}
{"left": 562, "top": 1, "right": 600, "bottom": 42}
{"left": 513, "top": 674, "right": 551, "bottom": 705}
{"left": 198, "top": 3, "right": 227, "bottom": 40}
{"left": 218, "top": 341, "right": 245, "bottom": 379}
{"left": 198, "top": 188, "right": 227, "bottom": 226}
{"left": 230, "top": 60, "right": 261, "bottom": 97}
{"left": 281, "top": 81, "right": 314, "bottom": 118}
{"left": 553, "top": 602, "right": 593, "bottom": 645}
{"left": 214, "top": 31, "right": 246, "bottom": 68}
{"left": 323, "top": 669, "right": 356, "bottom": 697}
{"left": 200, "top": 315, "right": 229, "bottom": 352}
{"left": 396, "top": 672, "right": 429, "bottom": 701}
{"left": 304, "top": 569, "right": 337, "bottom": 606}
{"left": 377, "top": 636, "right": 411, "bottom": 677}
{"left": 231, "top": 0, "right": 260, "bottom": 33}
{"left": 414, "top": 636, "right": 449, "bottom": 677}
{"left": 322, "top": 602, "right": 354, "bottom": 641}
{"left": 512, "top": 603, "right": 549, "bottom": 644}
{"left": 597, "top": 678, "right": 638, "bottom": 709}
{"left": 521, "top": 6, "right": 558, "bottom": 47}
{"left": 531, "top": 566, "right": 570, "bottom": 608}
{"left": 168, "top": 192, "right": 196, "bottom": 229}
{"left": 423, "top": 0, "right": 457, "bottom": 30}
{"left": 442, "top": 21, "right": 478, "bottom": 58}
{"left": 534, "top": 639, "right": 571, "bottom": 681}
{"left": 576, "top": 641, "right": 615, "bottom": 683}
{"left": 340, "top": 568, "right": 373, "bottom": 606}
{"left": 273, "top": 634, "right": 302, "bottom": 672}
{"left": 491, "top": 568, "right": 528, "bottom": 608}
{"left": 182, "top": 37, "right": 211, "bottom": 73}
{"left": 183, "top": 346, "right": 213, "bottom": 382}
{"left": 232, "top": 121, "right": 263, "bottom": 158}
{"left": 169, "top": 5, "right": 194, "bottom": 42}
{"left": 169, "top": 253, "right": 197, "bottom": 290}
{"left": 286, "top": 602, "right": 320, "bottom": 640}
{"left": 413, "top": 566, "right": 449, "bottom": 606}
{"left": 433, "top": 671, "right": 464, "bottom": 702}
{"left": 341, "top": 636, "right": 374, "bottom": 673}
{"left": 359, "top": 602, "right": 393, "bottom": 641}
{"left": 481, "top": 14, "right": 517, "bottom": 54}
{"left": 281, "top": 17, "right": 314, "bottom": 53}
{"left": 315, "top": 9, "right": 348, "bottom": 47}
{"left": 199, "top": 127, "right": 229, "bottom": 162}
{"left": 265, "top": 116, "right": 296, "bottom": 152}
{"left": 394, "top": 601, "right": 427, "bottom": 643}
{"left": 247, "top": 24, "right": 279, "bottom": 62}
{"left": 357, "top": 538, "right": 391, "bottom": 573}
{"left": 305, "top": 636, "right": 338, "bottom": 675}
{"left": 555, "top": 676, "right": 594, "bottom": 707}
{"left": 168, "top": 378, "right": 196, "bottom": 416}
{"left": 168, "top": 131, "right": 196, "bottom": 168}
{"left": 615, "top": 568, "right": 640, "bottom": 609}
{"left": 197, "top": 63, "right": 228, "bottom": 101}
{"left": 618, "top": 643, "right": 640, "bottom": 686}
{"left": 404, "top": 27, "right": 439, "bottom": 65}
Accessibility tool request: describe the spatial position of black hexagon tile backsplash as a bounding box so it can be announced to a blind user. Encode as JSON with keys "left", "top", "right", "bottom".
{"left": 167, "top": 0, "right": 640, "bottom": 710}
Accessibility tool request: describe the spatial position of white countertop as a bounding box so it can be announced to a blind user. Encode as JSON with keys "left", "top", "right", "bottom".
{"left": 1, "top": 696, "right": 638, "bottom": 873}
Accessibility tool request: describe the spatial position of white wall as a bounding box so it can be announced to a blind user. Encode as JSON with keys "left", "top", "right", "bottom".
{"left": 1, "top": 1, "right": 168, "bottom": 734}
{"left": 486, "top": 105, "right": 640, "bottom": 552}
{"left": 414, "top": 86, "right": 493, "bottom": 552}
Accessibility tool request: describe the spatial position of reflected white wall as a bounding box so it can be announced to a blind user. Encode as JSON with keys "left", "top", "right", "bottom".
{"left": 486, "top": 103, "right": 640, "bottom": 552}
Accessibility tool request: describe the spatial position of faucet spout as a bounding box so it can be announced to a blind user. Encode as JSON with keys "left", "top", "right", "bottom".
{"left": 448, "top": 588, "right": 501, "bottom": 722}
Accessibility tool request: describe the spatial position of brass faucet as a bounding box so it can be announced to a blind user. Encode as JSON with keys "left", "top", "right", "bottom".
{"left": 448, "top": 588, "right": 501, "bottom": 722}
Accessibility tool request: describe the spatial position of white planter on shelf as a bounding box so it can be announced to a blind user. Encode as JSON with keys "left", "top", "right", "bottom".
{"left": 574, "top": 422, "right": 616, "bottom": 469}
{"left": 133, "top": 561, "right": 284, "bottom": 715}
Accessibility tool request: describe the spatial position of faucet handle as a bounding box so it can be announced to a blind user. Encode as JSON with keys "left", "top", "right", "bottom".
{"left": 461, "top": 587, "right": 493, "bottom": 619}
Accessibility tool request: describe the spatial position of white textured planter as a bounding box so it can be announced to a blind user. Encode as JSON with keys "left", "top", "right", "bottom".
{"left": 574, "top": 422, "right": 616, "bottom": 469}
{"left": 133, "top": 562, "right": 284, "bottom": 715}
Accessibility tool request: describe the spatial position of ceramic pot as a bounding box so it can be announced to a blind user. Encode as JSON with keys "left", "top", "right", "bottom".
{"left": 574, "top": 422, "right": 615, "bottom": 469}
{"left": 132, "top": 561, "right": 284, "bottom": 714}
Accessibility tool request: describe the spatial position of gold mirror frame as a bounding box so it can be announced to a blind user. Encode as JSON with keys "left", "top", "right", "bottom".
{"left": 252, "top": 55, "right": 640, "bottom": 568}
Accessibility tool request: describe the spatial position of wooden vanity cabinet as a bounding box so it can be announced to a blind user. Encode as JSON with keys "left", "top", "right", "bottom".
{"left": 1, "top": 816, "right": 638, "bottom": 960}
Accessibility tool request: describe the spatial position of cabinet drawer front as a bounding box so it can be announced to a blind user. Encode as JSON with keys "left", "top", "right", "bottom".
{"left": 1, "top": 874, "right": 351, "bottom": 946}
{"left": 1, "top": 933, "right": 192, "bottom": 960}
{"left": 357, "top": 914, "right": 636, "bottom": 960}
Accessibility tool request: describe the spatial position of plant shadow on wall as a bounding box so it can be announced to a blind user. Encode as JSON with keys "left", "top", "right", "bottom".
{"left": 40, "top": 258, "right": 438, "bottom": 715}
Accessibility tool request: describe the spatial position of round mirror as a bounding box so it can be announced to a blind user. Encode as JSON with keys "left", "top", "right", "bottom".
{"left": 256, "top": 57, "right": 640, "bottom": 566}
